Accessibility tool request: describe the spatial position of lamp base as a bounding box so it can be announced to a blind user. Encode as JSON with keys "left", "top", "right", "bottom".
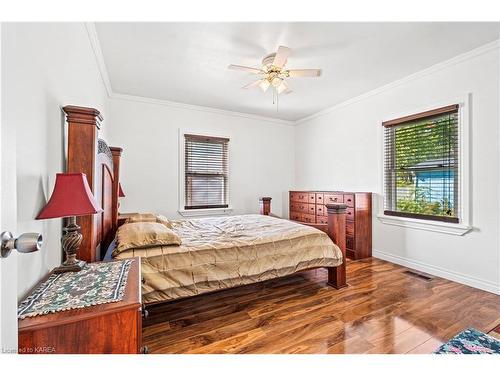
{"left": 58, "top": 216, "right": 86, "bottom": 274}
{"left": 53, "top": 259, "right": 86, "bottom": 274}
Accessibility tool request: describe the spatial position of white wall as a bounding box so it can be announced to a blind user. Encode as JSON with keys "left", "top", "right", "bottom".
{"left": 105, "top": 98, "right": 295, "bottom": 219}
{"left": 2, "top": 23, "right": 108, "bottom": 298}
{"left": 295, "top": 44, "right": 500, "bottom": 294}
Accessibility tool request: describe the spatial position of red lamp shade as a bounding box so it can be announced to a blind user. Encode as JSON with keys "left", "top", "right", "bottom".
{"left": 36, "top": 173, "right": 103, "bottom": 219}
{"left": 118, "top": 183, "right": 125, "bottom": 198}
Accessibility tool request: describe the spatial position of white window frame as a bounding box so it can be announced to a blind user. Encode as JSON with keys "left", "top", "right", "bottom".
{"left": 178, "top": 129, "right": 233, "bottom": 217}
{"left": 377, "top": 94, "right": 472, "bottom": 236}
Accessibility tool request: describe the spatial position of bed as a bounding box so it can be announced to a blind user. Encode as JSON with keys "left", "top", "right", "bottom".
{"left": 112, "top": 213, "right": 343, "bottom": 304}
{"left": 63, "top": 105, "right": 348, "bottom": 307}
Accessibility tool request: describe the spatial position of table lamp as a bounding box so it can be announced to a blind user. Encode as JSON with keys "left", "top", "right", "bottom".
{"left": 36, "top": 173, "right": 103, "bottom": 273}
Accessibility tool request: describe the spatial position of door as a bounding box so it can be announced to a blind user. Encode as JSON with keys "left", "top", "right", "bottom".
{"left": 0, "top": 23, "right": 19, "bottom": 353}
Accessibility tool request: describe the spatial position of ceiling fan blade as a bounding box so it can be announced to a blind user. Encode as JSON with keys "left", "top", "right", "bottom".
{"left": 228, "top": 64, "right": 263, "bottom": 74}
{"left": 272, "top": 46, "right": 291, "bottom": 68}
{"left": 242, "top": 80, "right": 263, "bottom": 89}
{"left": 282, "top": 89, "right": 293, "bottom": 95}
{"left": 287, "top": 69, "right": 322, "bottom": 77}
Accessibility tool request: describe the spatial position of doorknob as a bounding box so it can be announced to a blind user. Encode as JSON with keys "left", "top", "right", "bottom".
{"left": 1, "top": 231, "right": 42, "bottom": 258}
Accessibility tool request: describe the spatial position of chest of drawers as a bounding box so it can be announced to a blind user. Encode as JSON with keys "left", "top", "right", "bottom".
{"left": 289, "top": 191, "right": 372, "bottom": 259}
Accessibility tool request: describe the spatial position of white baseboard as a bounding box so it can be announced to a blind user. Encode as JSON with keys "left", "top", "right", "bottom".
{"left": 372, "top": 249, "right": 500, "bottom": 295}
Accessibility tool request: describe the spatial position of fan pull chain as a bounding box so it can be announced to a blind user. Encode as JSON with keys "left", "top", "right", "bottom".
{"left": 271, "top": 87, "right": 279, "bottom": 112}
{"left": 276, "top": 88, "right": 279, "bottom": 112}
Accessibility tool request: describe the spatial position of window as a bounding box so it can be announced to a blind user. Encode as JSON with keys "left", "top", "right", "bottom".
{"left": 184, "top": 134, "right": 229, "bottom": 210}
{"left": 383, "top": 105, "right": 459, "bottom": 223}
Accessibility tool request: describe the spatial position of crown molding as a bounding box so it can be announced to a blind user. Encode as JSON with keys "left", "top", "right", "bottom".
{"left": 85, "top": 22, "right": 113, "bottom": 97}
{"left": 85, "top": 22, "right": 294, "bottom": 126}
{"left": 108, "top": 92, "right": 294, "bottom": 125}
{"left": 295, "top": 38, "right": 500, "bottom": 125}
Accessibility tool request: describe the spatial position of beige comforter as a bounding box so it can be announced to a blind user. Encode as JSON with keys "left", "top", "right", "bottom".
{"left": 114, "top": 214, "right": 342, "bottom": 304}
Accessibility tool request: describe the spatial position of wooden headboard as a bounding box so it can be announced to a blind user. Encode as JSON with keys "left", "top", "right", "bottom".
{"left": 64, "top": 105, "right": 123, "bottom": 262}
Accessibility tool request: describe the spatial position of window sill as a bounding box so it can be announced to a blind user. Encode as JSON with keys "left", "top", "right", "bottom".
{"left": 377, "top": 214, "right": 472, "bottom": 236}
{"left": 178, "top": 207, "right": 234, "bottom": 217}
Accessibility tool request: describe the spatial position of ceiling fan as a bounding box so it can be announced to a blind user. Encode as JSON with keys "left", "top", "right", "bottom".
{"left": 228, "top": 46, "right": 322, "bottom": 104}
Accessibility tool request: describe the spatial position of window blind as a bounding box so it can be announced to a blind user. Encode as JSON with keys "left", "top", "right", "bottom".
{"left": 383, "top": 105, "right": 459, "bottom": 223}
{"left": 184, "top": 134, "right": 229, "bottom": 210}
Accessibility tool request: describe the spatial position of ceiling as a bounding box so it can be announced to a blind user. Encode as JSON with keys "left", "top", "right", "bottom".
{"left": 95, "top": 22, "right": 499, "bottom": 122}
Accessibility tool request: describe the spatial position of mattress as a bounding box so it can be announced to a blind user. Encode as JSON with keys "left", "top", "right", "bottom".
{"left": 113, "top": 214, "right": 342, "bottom": 304}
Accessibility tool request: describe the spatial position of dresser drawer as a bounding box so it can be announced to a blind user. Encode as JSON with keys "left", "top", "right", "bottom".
{"left": 295, "top": 202, "right": 309, "bottom": 213}
{"left": 290, "top": 202, "right": 308, "bottom": 212}
{"left": 346, "top": 221, "right": 355, "bottom": 236}
{"left": 291, "top": 201, "right": 308, "bottom": 213}
{"left": 316, "top": 194, "right": 324, "bottom": 204}
{"left": 346, "top": 207, "right": 355, "bottom": 220}
{"left": 308, "top": 193, "right": 316, "bottom": 204}
{"left": 317, "top": 216, "right": 328, "bottom": 225}
{"left": 290, "top": 192, "right": 309, "bottom": 203}
{"left": 316, "top": 204, "right": 326, "bottom": 216}
{"left": 344, "top": 194, "right": 355, "bottom": 207}
{"left": 324, "top": 193, "right": 343, "bottom": 204}
{"left": 302, "top": 213, "right": 316, "bottom": 224}
{"left": 290, "top": 211, "right": 302, "bottom": 221}
{"left": 307, "top": 204, "right": 316, "bottom": 215}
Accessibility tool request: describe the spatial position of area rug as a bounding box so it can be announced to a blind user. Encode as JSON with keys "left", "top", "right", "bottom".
{"left": 18, "top": 259, "right": 133, "bottom": 319}
{"left": 434, "top": 328, "right": 500, "bottom": 354}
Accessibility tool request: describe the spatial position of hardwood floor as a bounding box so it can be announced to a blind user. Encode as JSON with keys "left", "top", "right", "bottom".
{"left": 142, "top": 258, "right": 500, "bottom": 354}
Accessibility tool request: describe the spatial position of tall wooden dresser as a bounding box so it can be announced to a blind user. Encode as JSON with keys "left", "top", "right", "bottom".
{"left": 289, "top": 191, "right": 372, "bottom": 259}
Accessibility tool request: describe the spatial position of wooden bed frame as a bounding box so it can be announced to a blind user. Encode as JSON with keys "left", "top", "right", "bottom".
{"left": 64, "top": 105, "right": 348, "bottom": 295}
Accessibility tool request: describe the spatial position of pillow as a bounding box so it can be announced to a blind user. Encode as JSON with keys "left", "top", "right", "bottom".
{"left": 125, "top": 213, "right": 172, "bottom": 228}
{"left": 114, "top": 222, "right": 181, "bottom": 255}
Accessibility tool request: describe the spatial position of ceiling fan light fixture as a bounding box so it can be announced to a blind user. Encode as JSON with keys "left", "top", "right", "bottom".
{"left": 277, "top": 81, "right": 288, "bottom": 95}
{"left": 229, "top": 46, "right": 321, "bottom": 109}
{"left": 271, "top": 76, "right": 282, "bottom": 87}
{"left": 259, "top": 79, "right": 270, "bottom": 92}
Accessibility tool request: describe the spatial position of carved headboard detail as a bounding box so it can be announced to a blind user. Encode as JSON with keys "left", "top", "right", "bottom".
{"left": 64, "top": 106, "right": 123, "bottom": 262}
{"left": 96, "top": 138, "right": 115, "bottom": 256}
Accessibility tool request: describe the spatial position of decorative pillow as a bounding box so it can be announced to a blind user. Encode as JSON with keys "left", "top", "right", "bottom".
{"left": 115, "top": 222, "right": 181, "bottom": 255}
{"left": 125, "top": 213, "right": 172, "bottom": 228}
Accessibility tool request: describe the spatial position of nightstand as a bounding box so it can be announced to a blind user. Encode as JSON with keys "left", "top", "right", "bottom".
{"left": 18, "top": 258, "right": 144, "bottom": 354}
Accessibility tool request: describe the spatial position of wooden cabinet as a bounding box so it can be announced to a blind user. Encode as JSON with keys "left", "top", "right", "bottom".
{"left": 289, "top": 191, "right": 372, "bottom": 260}
{"left": 18, "top": 258, "right": 143, "bottom": 354}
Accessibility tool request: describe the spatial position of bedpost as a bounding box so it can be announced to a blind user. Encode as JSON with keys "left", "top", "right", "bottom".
{"left": 326, "top": 203, "right": 348, "bottom": 289}
{"left": 64, "top": 105, "right": 103, "bottom": 263}
{"left": 110, "top": 147, "right": 123, "bottom": 234}
{"left": 259, "top": 197, "right": 272, "bottom": 216}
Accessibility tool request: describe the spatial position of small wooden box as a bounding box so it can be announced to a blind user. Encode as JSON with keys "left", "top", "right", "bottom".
{"left": 18, "top": 258, "right": 143, "bottom": 354}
